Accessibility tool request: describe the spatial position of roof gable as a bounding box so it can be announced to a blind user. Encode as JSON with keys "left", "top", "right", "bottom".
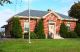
{"left": 15, "top": 10, "right": 72, "bottom": 19}
{"left": 13, "top": 10, "right": 77, "bottom": 21}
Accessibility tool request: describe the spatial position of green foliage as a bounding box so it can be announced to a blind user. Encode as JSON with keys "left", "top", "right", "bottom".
{"left": 30, "top": 32, "right": 37, "bottom": 39}
{"left": 24, "top": 32, "right": 37, "bottom": 39}
{"left": 59, "top": 23, "right": 68, "bottom": 38}
{"left": 11, "top": 17, "right": 23, "bottom": 38}
{"left": 34, "top": 19, "right": 45, "bottom": 39}
{"left": 0, "top": 32, "right": 1, "bottom": 35}
{"left": 60, "top": 23, "right": 78, "bottom": 38}
{"left": 69, "top": 1, "right": 80, "bottom": 19}
{"left": 0, "top": 0, "right": 12, "bottom": 6}
{"left": 67, "top": 31, "right": 78, "bottom": 38}
{"left": 74, "top": 22, "right": 80, "bottom": 37}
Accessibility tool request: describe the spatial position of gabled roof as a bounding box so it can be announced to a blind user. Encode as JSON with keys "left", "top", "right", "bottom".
{"left": 56, "top": 13, "right": 72, "bottom": 19}
{"left": 15, "top": 10, "right": 49, "bottom": 17}
{"left": 15, "top": 10, "right": 71, "bottom": 19}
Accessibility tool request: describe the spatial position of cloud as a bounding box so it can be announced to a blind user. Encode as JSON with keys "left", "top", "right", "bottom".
{"left": 0, "top": 9, "right": 15, "bottom": 27}
{"left": 52, "top": 0, "right": 79, "bottom": 16}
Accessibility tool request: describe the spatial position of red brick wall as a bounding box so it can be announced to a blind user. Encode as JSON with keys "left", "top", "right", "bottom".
{"left": 56, "top": 19, "right": 61, "bottom": 33}
{"left": 43, "top": 13, "right": 76, "bottom": 35}
{"left": 20, "top": 19, "right": 25, "bottom": 32}
{"left": 20, "top": 18, "right": 37, "bottom": 33}
{"left": 30, "top": 19, "right": 37, "bottom": 32}
{"left": 5, "top": 15, "right": 76, "bottom": 37}
{"left": 60, "top": 20, "right": 76, "bottom": 31}
{"left": 70, "top": 21, "right": 76, "bottom": 31}
{"left": 43, "top": 13, "right": 58, "bottom": 35}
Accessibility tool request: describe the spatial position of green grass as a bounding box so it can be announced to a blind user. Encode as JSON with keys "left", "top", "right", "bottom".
{"left": 0, "top": 39, "right": 80, "bottom": 52}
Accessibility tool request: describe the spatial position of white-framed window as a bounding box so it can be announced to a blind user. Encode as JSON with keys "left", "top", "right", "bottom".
{"left": 48, "top": 20, "right": 53, "bottom": 24}
{"left": 24, "top": 20, "right": 29, "bottom": 32}
{"left": 66, "top": 22, "right": 70, "bottom": 30}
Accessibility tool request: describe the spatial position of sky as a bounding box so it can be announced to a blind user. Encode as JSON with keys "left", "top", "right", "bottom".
{"left": 0, "top": 0, "right": 79, "bottom": 28}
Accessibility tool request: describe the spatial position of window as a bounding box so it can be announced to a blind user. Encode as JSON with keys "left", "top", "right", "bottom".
{"left": 48, "top": 20, "right": 53, "bottom": 24}
{"left": 66, "top": 22, "right": 70, "bottom": 31}
{"left": 24, "top": 20, "right": 29, "bottom": 32}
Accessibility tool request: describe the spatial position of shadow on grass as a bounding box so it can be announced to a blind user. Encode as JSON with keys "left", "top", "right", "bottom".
{"left": 0, "top": 49, "right": 5, "bottom": 52}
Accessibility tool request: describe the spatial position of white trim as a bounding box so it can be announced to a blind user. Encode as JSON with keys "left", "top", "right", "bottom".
{"left": 7, "top": 16, "right": 41, "bottom": 22}
{"left": 43, "top": 11, "right": 78, "bottom": 21}
{"left": 24, "top": 21, "right": 29, "bottom": 32}
{"left": 48, "top": 21, "right": 56, "bottom": 39}
{"left": 14, "top": 16, "right": 41, "bottom": 19}
{"left": 7, "top": 11, "right": 78, "bottom": 22}
{"left": 43, "top": 11, "right": 61, "bottom": 19}
{"left": 61, "top": 18, "right": 78, "bottom": 21}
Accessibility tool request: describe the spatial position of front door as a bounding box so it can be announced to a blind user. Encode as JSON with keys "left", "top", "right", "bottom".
{"left": 48, "top": 23, "right": 55, "bottom": 38}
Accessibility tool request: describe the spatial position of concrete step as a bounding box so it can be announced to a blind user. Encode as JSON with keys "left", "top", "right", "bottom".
{"left": 54, "top": 34, "right": 64, "bottom": 39}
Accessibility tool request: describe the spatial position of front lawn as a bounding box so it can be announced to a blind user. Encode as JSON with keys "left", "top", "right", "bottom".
{"left": 0, "top": 39, "right": 80, "bottom": 52}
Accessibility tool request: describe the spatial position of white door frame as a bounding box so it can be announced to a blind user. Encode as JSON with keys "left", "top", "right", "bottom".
{"left": 48, "top": 21, "right": 56, "bottom": 38}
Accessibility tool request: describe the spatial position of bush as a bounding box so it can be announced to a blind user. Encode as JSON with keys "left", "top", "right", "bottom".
{"left": 74, "top": 22, "right": 80, "bottom": 37}
{"left": 60, "top": 22, "right": 78, "bottom": 38}
{"left": 30, "top": 32, "right": 37, "bottom": 39}
{"left": 24, "top": 32, "right": 37, "bottom": 39}
{"left": 34, "top": 19, "right": 45, "bottom": 39}
{"left": 11, "top": 17, "right": 23, "bottom": 38}
{"left": 59, "top": 23, "right": 68, "bottom": 38}
{"left": 67, "top": 31, "right": 78, "bottom": 38}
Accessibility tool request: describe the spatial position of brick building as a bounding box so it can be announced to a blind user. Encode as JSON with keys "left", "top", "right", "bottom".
{"left": 2, "top": 10, "right": 78, "bottom": 39}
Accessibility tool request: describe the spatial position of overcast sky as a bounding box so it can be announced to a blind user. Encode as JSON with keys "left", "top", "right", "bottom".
{"left": 0, "top": 0, "right": 79, "bottom": 28}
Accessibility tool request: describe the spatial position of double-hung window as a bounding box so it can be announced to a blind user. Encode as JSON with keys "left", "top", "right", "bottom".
{"left": 66, "top": 22, "right": 70, "bottom": 31}
{"left": 24, "top": 20, "right": 29, "bottom": 32}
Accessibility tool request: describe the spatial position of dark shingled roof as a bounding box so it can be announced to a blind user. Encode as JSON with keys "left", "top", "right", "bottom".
{"left": 56, "top": 13, "right": 72, "bottom": 19}
{"left": 15, "top": 10, "right": 71, "bottom": 19}
{"left": 15, "top": 10, "right": 49, "bottom": 17}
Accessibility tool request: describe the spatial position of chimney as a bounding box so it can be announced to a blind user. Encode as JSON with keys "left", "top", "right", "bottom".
{"left": 47, "top": 9, "right": 52, "bottom": 12}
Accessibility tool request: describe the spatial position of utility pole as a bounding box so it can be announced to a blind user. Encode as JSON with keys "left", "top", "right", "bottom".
{"left": 28, "top": 0, "right": 31, "bottom": 43}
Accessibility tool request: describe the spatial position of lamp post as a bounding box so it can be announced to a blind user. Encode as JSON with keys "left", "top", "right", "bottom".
{"left": 28, "top": 0, "right": 31, "bottom": 43}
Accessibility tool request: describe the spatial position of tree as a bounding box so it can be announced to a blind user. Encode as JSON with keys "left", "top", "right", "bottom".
{"left": 69, "top": 1, "right": 80, "bottom": 38}
{"left": 69, "top": 1, "right": 80, "bottom": 20}
{"left": 34, "top": 19, "right": 45, "bottom": 39}
{"left": 59, "top": 23, "right": 68, "bottom": 38}
{"left": 74, "top": 22, "right": 80, "bottom": 37}
{"left": 11, "top": 17, "right": 23, "bottom": 38}
{"left": 0, "top": 0, "right": 11, "bottom": 6}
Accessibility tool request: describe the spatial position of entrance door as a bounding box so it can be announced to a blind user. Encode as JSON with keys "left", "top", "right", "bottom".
{"left": 48, "top": 23, "right": 55, "bottom": 38}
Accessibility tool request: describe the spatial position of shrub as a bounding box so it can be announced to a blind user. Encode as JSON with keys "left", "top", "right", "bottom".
{"left": 60, "top": 22, "right": 79, "bottom": 38}
{"left": 67, "top": 31, "right": 78, "bottom": 38}
{"left": 30, "top": 32, "right": 37, "bottom": 39}
{"left": 24, "top": 32, "right": 37, "bottom": 39}
{"left": 59, "top": 23, "right": 68, "bottom": 38}
{"left": 34, "top": 19, "right": 45, "bottom": 39}
{"left": 11, "top": 17, "right": 23, "bottom": 38}
{"left": 74, "top": 22, "right": 80, "bottom": 37}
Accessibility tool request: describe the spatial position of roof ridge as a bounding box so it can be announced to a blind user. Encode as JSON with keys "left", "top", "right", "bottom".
{"left": 15, "top": 9, "right": 71, "bottom": 19}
